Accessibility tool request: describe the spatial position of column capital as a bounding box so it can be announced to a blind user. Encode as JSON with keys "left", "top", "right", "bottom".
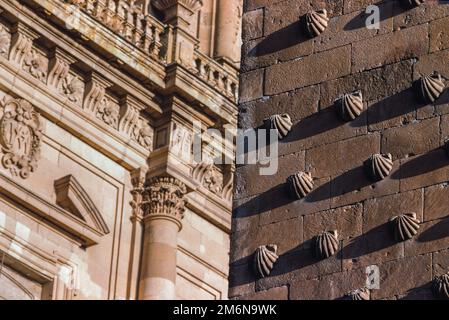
{"left": 141, "top": 176, "right": 187, "bottom": 230}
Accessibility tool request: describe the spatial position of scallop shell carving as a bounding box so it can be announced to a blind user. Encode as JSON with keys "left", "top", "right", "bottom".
{"left": 432, "top": 273, "right": 449, "bottom": 300}
{"left": 264, "top": 114, "right": 292, "bottom": 139}
{"left": 417, "top": 72, "right": 445, "bottom": 103}
{"left": 254, "top": 244, "right": 279, "bottom": 279}
{"left": 338, "top": 90, "right": 363, "bottom": 121}
{"left": 390, "top": 213, "right": 420, "bottom": 242}
{"left": 365, "top": 153, "right": 393, "bottom": 181}
{"left": 403, "top": 0, "right": 425, "bottom": 7}
{"left": 287, "top": 171, "right": 314, "bottom": 199}
{"left": 315, "top": 230, "right": 338, "bottom": 259}
{"left": 305, "top": 9, "right": 329, "bottom": 37}
{"left": 344, "top": 288, "right": 370, "bottom": 300}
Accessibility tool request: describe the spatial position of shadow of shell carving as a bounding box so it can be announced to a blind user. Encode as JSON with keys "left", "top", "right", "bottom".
{"left": 254, "top": 244, "right": 279, "bottom": 278}
{"left": 264, "top": 114, "right": 292, "bottom": 139}
{"left": 417, "top": 72, "right": 445, "bottom": 103}
{"left": 344, "top": 288, "right": 370, "bottom": 300}
{"left": 305, "top": 9, "right": 329, "bottom": 37}
{"left": 338, "top": 90, "right": 363, "bottom": 121}
{"left": 315, "top": 230, "right": 338, "bottom": 259}
{"left": 365, "top": 153, "right": 393, "bottom": 181}
{"left": 444, "top": 139, "right": 449, "bottom": 158}
{"left": 390, "top": 213, "right": 420, "bottom": 242}
{"left": 433, "top": 273, "right": 449, "bottom": 300}
{"left": 287, "top": 171, "right": 314, "bottom": 199}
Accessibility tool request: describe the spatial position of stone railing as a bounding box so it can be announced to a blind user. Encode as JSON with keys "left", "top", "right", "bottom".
{"left": 193, "top": 51, "right": 239, "bottom": 103}
{"left": 63, "top": 0, "right": 239, "bottom": 102}
{"left": 65, "top": 0, "right": 166, "bottom": 60}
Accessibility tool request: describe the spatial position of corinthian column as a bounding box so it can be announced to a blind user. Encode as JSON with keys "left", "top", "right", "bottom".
{"left": 138, "top": 176, "right": 187, "bottom": 300}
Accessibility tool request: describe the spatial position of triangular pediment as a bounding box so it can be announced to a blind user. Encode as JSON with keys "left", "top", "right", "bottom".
{"left": 54, "top": 175, "right": 110, "bottom": 236}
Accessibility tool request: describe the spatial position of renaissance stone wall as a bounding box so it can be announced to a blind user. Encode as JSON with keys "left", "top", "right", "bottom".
{"left": 231, "top": 0, "right": 449, "bottom": 300}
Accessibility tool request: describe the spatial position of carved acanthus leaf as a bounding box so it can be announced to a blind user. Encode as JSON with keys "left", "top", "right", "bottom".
{"left": 0, "top": 96, "right": 42, "bottom": 179}
{"left": 141, "top": 176, "right": 187, "bottom": 223}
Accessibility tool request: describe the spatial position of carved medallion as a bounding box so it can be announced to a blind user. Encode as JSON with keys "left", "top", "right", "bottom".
{"left": 0, "top": 97, "right": 42, "bottom": 178}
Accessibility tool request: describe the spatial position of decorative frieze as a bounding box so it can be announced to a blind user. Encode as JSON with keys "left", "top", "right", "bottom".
{"left": 141, "top": 176, "right": 187, "bottom": 223}
{"left": 97, "top": 96, "right": 120, "bottom": 129}
{"left": 305, "top": 9, "right": 329, "bottom": 38}
{"left": 254, "top": 244, "right": 278, "bottom": 279}
{"left": 0, "top": 96, "right": 42, "bottom": 179}
{"left": 337, "top": 90, "right": 363, "bottom": 121}
{"left": 365, "top": 153, "right": 393, "bottom": 181}
{"left": 287, "top": 171, "right": 314, "bottom": 200}
{"left": 315, "top": 230, "right": 338, "bottom": 259}
{"left": 264, "top": 114, "right": 292, "bottom": 140}
{"left": 390, "top": 213, "right": 420, "bottom": 242}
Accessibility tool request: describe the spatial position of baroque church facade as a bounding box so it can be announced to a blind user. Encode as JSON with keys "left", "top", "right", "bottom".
{"left": 0, "top": 0, "right": 241, "bottom": 300}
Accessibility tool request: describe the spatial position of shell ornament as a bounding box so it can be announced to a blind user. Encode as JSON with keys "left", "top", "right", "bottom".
{"left": 305, "top": 9, "right": 329, "bottom": 38}
{"left": 402, "top": 0, "right": 425, "bottom": 7}
{"left": 344, "top": 288, "right": 370, "bottom": 300}
{"left": 433, "top": 273, "right": 449, "bottom": 300}
{"left": 315, "top": 230, "right": 338, "bottom": 259}
{"left": 365, "top": 153, "right": 393, "bottom": 181}
{"left": 337, "top": 90, "right": 363, "bottom": 121}
{"left": 264, "top": 114, "right": 293, "bottom": 140}
{"left": 390, "top": 213, "right": 420, "bottom": 242}
{"left": 287, "top": 171, "right": 314, "bottom": 199}
{"left": 254, "top": 244, "right": 279, "bottom": 279}
{"left": 416, "top": 72, "right": 445, "bottom": 104}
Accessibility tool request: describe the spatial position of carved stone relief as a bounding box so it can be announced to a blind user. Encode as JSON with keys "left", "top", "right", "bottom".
{"left": 97, "top": 96, "right": 120, "bottom": 129}
{"left": 171, "top": 123, "right": 192, "bottom": 161}
{"left": 22, "top": 48, "right": 48, "bottom": 83}
{"left": 390, "top": 213, "right": 420, "bottom": 242}
{"left": 0, "top": 96, "right": 42, "bottom": 179}
{"left": 337, "top": 90, "right": 363, "bottom": 121}
{"left": 254, "top": 244, "right": 278, "bottom": 279}
{"left": 365, "top": 153, "right": 393, "bottom": 181}
{"left": 264, "top": 114, "right": 292, "bottom": 140}
{"left": 192, "top": 161, "right": 223, "bottom": 196}
{"left": 305, "top": 9, "right": 329, "bottom": 38}
{"left": 0, "top": 25, "right": 11, "bottom": 58}
{"left": 287, "top": 171, "right": 314, "bottom": 200}
{"left": 416, "top": 72, "right": 445, "bottom": 104}
{"left": 315, "top": 230, "right": 338, "bottom": 259}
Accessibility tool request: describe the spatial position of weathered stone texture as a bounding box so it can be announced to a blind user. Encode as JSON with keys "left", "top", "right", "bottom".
{"left": 233, "top": 0, "right": 449, "bottom": 300}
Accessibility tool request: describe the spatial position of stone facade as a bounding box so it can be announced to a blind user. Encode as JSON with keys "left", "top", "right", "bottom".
{"left": 232, "top": 0, "right": 449, "bottom": 300}
{"left": 0, "top": 0, "right": 241, "bottom": 300}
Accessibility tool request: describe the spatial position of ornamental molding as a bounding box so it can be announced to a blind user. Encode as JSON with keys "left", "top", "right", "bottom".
{"left": 152, "top": 0, "right": 203, "bottom": 13}
{"left": 141, "top": 176, "right": 187, "bottom": 227}
{"left": 0, "top": 96, "right": 43, "bottom": 179}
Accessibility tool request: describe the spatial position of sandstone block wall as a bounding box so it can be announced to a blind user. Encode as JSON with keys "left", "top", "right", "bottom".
{"left": 231, "top": 0, "right": 449, "bottom": 300}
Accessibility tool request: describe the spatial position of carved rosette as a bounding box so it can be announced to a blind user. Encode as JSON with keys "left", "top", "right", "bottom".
{"left": 264, "top": 114, "right": 293, "bottom": 140}
{"left": 365, "top": 153, "right": 393, "bottom": 181}
{"left": 337, "top": 90, "right": 363, "bottom": 121}
{"left": 315, "top": 230, "right": 338, "bottom": 259}
{"left": 390, "top": 213, "right": 420, "bottom": 242}
{"left": 344, "top": 288, "right": 370, "bottom": 300}
{"left": 305, "top": 9, "right": 329, "bottom": 38}
{"left": 141, "top": 176, "right": 187, "bottom": 227}
{"left": 287, "top": 171, "right": 314, "bottom": 199}
{"left": 0, "top": 97, "right": 42, "bottom": 179}
{"left": 433, "top": 273, "right": 449, "bottom": 300}
{"left": 254, "top": 244, "right": 279, "bottom": 279}
{"left": 417, "top": 72, "right": 445, "bottom": 104}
